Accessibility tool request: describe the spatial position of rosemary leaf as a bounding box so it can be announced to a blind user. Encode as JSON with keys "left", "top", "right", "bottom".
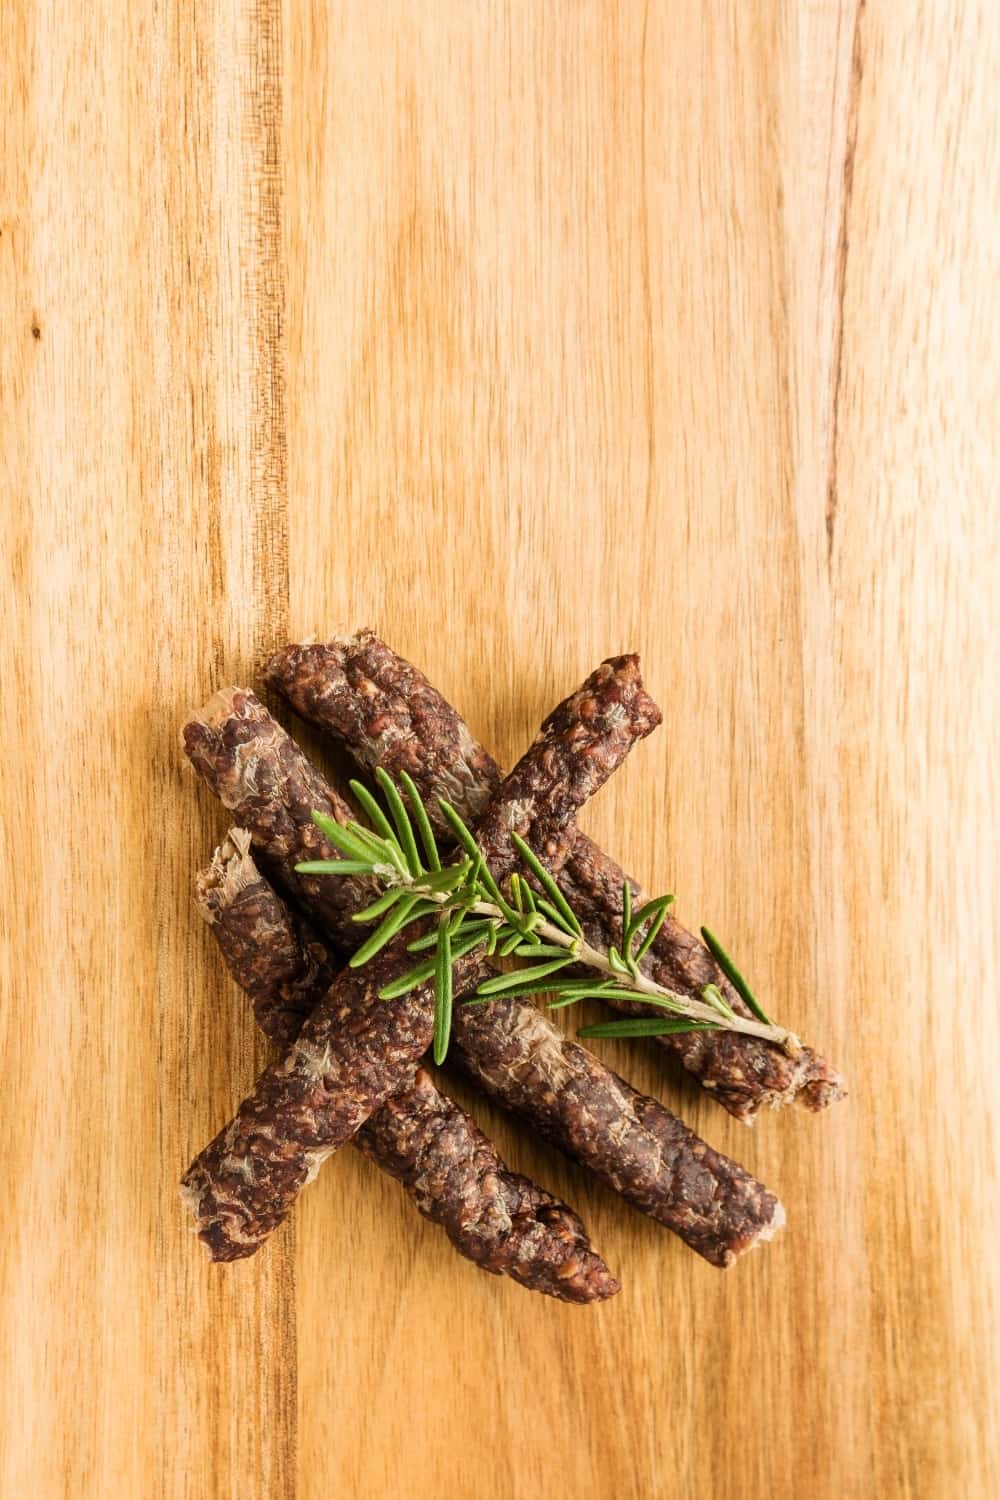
{"left": 402, "top": 932, "right": 440, "bottom": 955}
{"left": 624, "top": 895, "right": 675, "bottom": 958}
{"left": 700, "top": 925, "right": 773, "bottom": 1025}
{"left": 498, "top": 893, "right": 529, "bottom": 927}
{"left": 309, "top": 812, "right": 381, "bottom": 864}
{"left": 319, "top": 815, "right": 392, "bottom": 863}
{"left": 467, "top": 849, "right": 485, "bottom": 889}
{"left": 608, "top": 988, "right": 688, "bottom": 1012}
{"left": 498, "top": 930, "right": 525, "bottom": 957}
{"left": 349, "top": 824, "right": 397, "bottom": 859}
{"left": 511, "top": 943, "right": 572, "bottom": 959}
{"left": 464, "top": 850, "right": 519, "bottom": 922}
{"left": 564, "top": 986, "right": 689, "bottom": 1012}
{"left": 509, "top": 924, "right": 547, "bottom": 946}
{"left": 633, "top": 900, "right": 672, "bottom": 963}
{"left": 464, "top": 976, "right": 577, "bottom": 1002}
{"left": 407, "top": 918, "right": 494, "bottom": 953}
{"left": 447, "top": 900, "right": 476, "bottom": 936}
{"left": 535, "top": 897, "right": 580, "bottom": 937}
{"left": 381, "top": 919, "right": 492, "bottom": 1000}
{"left": 547, "top": 985, "right": 631, "bottom": 1009}
{"left": 452, "top": 926, "right": 493, "bottom": 959}
{"left": 542, "top": 978, "right": 621, "bottom": 995}
{"left": 348, "top": 894, "right": 422, "bottom": 967}
{"left": 418, "top": 861, "right": 472, "bottom": 893}
{"left": 408, "top": 898, "right": 450, "bottom": 920}
{"left": 398, "top": 770, "right": 441, "bottom": 872}
{"left": 606, "top": 947, "right": 631, "bottom": 976}
{"left": 350, "top": 887, "right": 409, "bottom": 922}
{"left": 475, "top": 957, "right": 572, "bottom": 996}
{"left": 433, "top": 920, "right": 453, "bottom": 1064}
{"left": 511, "top": 834, "right": 582, "bottom": 936}
{"left": 295, "top": 859, "right": 375, "bottom": 876}
{"left": 438, "top": 800, "right": 508, "bottom": 907}
{"left": 578, "top": 1018, "right": 719, "bottom": 1039}
{"left": 621, "top": 881, "right": 632, "bottom": 940}
{"left": 344, "top": 779, "right": 398, "bottom": 844}
{"left": 700, "top": 982, "right": 737, "bottom": 1021}
{"left": 437, "top": 798, "right": 482, "bottom": 861}
{"left": 375, "top": 768, "right": 422, "bottom": 878}
{"left": 378, "top": 955, "right": 437, "bottom": 999}
{"left": 461, "top": 970, "right": 593, "bottom": 1003}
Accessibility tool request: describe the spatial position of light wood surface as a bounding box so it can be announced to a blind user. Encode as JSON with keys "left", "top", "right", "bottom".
{"left": 3, "top": 2, "right": 998, "bottom": 1496}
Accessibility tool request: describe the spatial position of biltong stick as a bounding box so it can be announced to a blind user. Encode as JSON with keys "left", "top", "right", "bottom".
{"left": 196, "top": 832, "right": 618, "bottom": 1300}
{"left": 186, "top": 675, "right": 783, "bottom": 1267}
{"left": 450, "top": 1000, "right": 783, "bottom": 1267}
{"left": 354, "top": 1070, "right": 620, "bottom": 1301}
{"left": 183, "top": 688, "right": 377, "bottom": 949}
{"left": 267, "top": 631, "right": 844, "bottom": 1123}
{"left": 181, "top": 658, "right": 656, "bottom": 1261}
{"left": 558, "top": 845, "right": 845, "bottom": 1119}
{"left": 198, "top": 828, "right": 339, "bottom": 1048}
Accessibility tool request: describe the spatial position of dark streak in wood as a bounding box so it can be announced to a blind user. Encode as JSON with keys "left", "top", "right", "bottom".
{"left": 826, "top": 0, "right": 866, "bottom": 567}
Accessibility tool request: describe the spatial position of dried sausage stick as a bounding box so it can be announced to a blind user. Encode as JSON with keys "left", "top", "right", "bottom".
{"left": 196, "top": 831, "right": 619, "bottom": 1299}
{"left": 184, "top": 669, "right": 784, "bottom": 1266}
{"left": 181, "top": 657, "right": 656, "bottom": 1260}
{"left": 267, "top": 631, "right": 844, "bottom": 1123}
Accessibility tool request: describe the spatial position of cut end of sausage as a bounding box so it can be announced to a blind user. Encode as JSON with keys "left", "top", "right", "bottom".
{"left": 195, "top": 828, "right": 256, "bottom": 921}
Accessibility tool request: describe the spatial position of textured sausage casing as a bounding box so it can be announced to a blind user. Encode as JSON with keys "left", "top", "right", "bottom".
{"left": 187, "top": 663, "right": 786, "bottom": 1267}
{"left": 267, "top": 630, "right": 845, "bottom": 1123}
{"left": 184, "top": 688, "right": 378, "bottom": 950}
{"left": 452, "top": 1000, "right": 784, "bottom": 1267}
{"left": 181, "top": 657, "right": 658, "bottom": 1261}
{"left": 198, "top": 828, "right": 339, "bottom": 1049}
{"left": 558, "top": 845, "right": 845, "bottom": 1119}
{"left": 354, "top": 1073, "right": 620, "bottom": 1302}
{"left": 196, "top": 831, "right": 619, "bottom": 1301}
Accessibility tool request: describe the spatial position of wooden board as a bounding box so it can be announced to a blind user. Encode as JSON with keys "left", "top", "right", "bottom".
{"left": 3, "top": 2, "right": 998, "bottom": 1495}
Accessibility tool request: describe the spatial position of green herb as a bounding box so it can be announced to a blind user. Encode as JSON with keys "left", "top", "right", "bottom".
{"left": 345, "top": 780, "right": 398, "bottom": 846}
{"left": 577, "top": 1018, "right": 719, "bottom": 1039}
{"left": 296, "top": 859, "right": 379, "bottom": 876}
{"left": 700, "top": 925, "right": 773, "bottom": 1025}
{"left": 348, "top": 893, "right": 423, "bottom": 967}
{"left": 476, "top": 957, "right": 573, "bottom": 996}
{"left": 433, "top": 920, "right": 453, "bottom": 1064}
{"left": 510, "top": 833, "right": 582, "bottom": 937}
{"left": 375, "top": 767, "right": 422, "bottom": 878}
{"left": 294, "top": 774, "right": 799, "bottom": 1062}
{"left": 399, "top": 769, "right": 441, "bottom": 872}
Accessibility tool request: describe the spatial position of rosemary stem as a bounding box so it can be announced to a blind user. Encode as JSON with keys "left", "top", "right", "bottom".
{"left": 400, "top": 881, "right": 801, "bottom": 1056}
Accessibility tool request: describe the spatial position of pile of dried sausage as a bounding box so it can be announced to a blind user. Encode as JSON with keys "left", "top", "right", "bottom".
{"left": 180, "top": 639, "right": 844, "bottom": 1302}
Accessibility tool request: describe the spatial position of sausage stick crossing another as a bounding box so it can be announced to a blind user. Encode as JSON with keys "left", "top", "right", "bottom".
{"left": 181, "top": 657, "right": 659, "bottom": 1261}
{"left": 183, "top": 662, "right": 785, "bottom": 1269}
{"left": 267, "top": 631, "right": 845, "bottom": 1123}
{"left": 196, "top": 830, "right": 619, "bottom": 1300}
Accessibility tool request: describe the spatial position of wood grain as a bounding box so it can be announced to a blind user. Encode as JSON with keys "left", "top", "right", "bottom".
{"left": 1, "top": 1, "right": 294, "bottom": 1495}
{"left": 3, "top": 1, "right": 999, "bottom": 1496}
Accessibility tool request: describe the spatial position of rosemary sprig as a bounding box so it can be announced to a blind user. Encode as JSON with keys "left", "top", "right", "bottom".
{"left": 433, "top": 919, "right": 453, "bottom": 1065}
{"left": 700, "top": 925, "right": 773, "bottom": 1025}
{"left": 295, "top": 779, "right": 801, "bottom": 1064}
